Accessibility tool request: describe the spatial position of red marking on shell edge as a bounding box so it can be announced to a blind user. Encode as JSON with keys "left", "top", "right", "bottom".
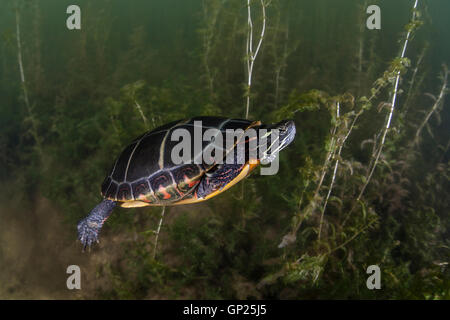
{"left": 188, "top": 180, "right": 199, "bottom": 188}
{"left": 158, "top": 185, "right": 171, "bottom": 199}
{"left": 140, "top": 196, "right": 151, "bottom": 203}
{"left": 184, "top": 175, "right": 199, "bottom": 188}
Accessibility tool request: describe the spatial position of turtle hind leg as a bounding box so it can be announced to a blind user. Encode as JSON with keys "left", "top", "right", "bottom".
{"left": 77, "top": 199, "right": 116, "bottom": 251}
{"left": 197, "top": 163, "right": 244, "bottom": 199}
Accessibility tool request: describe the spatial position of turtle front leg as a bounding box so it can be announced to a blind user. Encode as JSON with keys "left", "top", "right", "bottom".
{"left": 197, "top": 140, "right": 251, "bottom": 199}
{"left": 197, "top": 164, "right": 244, "bottom": 199}
{"left": 77, "top": 199, "right": 117, "bottom": 250}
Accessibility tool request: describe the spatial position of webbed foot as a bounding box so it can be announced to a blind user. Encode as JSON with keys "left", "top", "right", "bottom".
{"left": 77, "top": 218, "right": 101, "bottom": 251}
{"left": 77, "top": 199, "right": 116, "bottom": 251}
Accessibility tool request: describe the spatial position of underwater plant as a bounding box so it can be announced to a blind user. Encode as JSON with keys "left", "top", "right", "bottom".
{"left": 0, "top": 0, "right": 448, "bottom": 299}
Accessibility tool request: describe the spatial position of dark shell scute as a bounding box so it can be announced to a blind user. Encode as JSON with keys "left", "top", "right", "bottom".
{"left": 150, "top": 172, "right": 172, "bottom": 190}
{"left": 173, "top": 164, "right": 201, "bottom": 194}
{"left": 117, "top": 183, "right": 133, "bottom": 201}
{"left": 111, "top": 142, "right": 138, "bottom": 182}
{"left": 131, "top": 179, "right": 151, "bottom": 200}
{"left": 126, "top": 131, "right": 166, "bottom": 181}
{"left": 149, "top": 171, "right": 180, "bottom": 201}
{"left": 105, "top": 181, "right": 118, "bottom": 199}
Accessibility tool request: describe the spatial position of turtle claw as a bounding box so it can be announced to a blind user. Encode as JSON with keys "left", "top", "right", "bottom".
{"left": 77, "top": 200, "right": 116, "bottom": 251}
{"left": 77, "top": 218, "right": 101, "bottom": 251}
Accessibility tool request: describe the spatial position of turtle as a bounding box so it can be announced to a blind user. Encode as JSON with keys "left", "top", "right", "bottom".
{"left": 77, "top": 116, "right": 296, "bottom": 249}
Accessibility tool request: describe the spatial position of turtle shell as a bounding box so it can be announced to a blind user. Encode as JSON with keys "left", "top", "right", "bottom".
{"left": 101, "top": 116, "right": 256, "bottom": 206}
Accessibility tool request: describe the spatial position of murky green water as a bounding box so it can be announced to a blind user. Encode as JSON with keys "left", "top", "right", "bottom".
{"left": 0, "top": 0, "right": 448, "bottom": 299}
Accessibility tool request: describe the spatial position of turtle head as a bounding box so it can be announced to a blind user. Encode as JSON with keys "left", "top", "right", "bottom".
{"left": 260, "top": 120, "right": 296, "bottom": 163}
{"left": 273, "top": 119, "right": 296, "bottom": 151}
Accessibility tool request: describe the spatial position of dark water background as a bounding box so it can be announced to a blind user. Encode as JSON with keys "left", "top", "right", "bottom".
{"left": 0, "top": 0, "right": 448, "bottom": 299}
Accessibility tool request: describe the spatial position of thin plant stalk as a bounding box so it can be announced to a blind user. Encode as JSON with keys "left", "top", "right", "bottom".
{"left": 134, "top": 100, "right": 149, "bottom": 129}
{"left": 202, "top": 0, "right": 221, "bottom": 100}
{"left": 15, "top": 7, "right": 29, "bottom": 109}
{"left": 15, "top": 4, "right": 42, "bottom": 158}
{"left": 318, "top": 102, "right": 340, "bottom": 240}
{"left": 245, "top": 0, "right": 266, "bottom": 119}
{"left": 153, "top": 206, "right": 166, "bottom": 259}
{"left": 357, "top": 0, "right": 419, "bottom": 202}
{"left": 240, "top": 0, "right": 267, "bottom": 201}
{"left": 314, "top": 111, "right": 339, "bottom": 200}
{"left": 272, "top": 1, "right": 296, "bottom": 109}
{"left": 414, "top": 65, "right": 448, "bottom": 145}
{"left": 404, "top": 45, "right": 427, "bottom": 114}
{"left": 356, "top": 0, "right": 368, "bottom": 96}
{"left": 328, "top": 218, "right": 377, "bottom": 255}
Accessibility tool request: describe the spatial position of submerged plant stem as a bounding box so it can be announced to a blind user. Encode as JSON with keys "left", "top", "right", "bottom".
{"left": 318, "top": 102, "right": 340, "bottom": 241}
{"left": 15, "top": 5, "right": 42, "bottom": 157}
{"left": 414, "top": 65, "right": 449, "bottom": 145}
{"left": 153, "top": 206, "right": 166, "bottom": 259}
{"left": 134, "top": 100, "right": 149, "bottom": 129}
{"left": 404, "top": 45, "right": 427, "bottom": 114}
{"left": 245, "top": 0, "right": 267, "bottom": 119}
{"left": 357, "top": 0, "right": 419, "bottom": 202}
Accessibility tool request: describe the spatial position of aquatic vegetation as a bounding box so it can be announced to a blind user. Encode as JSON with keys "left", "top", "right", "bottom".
{"left": 0, "top": 0, "right": 448, "bottom": 299}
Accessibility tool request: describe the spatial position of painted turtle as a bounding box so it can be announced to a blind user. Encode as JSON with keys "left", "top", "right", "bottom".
{"left": 77, "top": 116, "right": 296, "bottom": 248}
